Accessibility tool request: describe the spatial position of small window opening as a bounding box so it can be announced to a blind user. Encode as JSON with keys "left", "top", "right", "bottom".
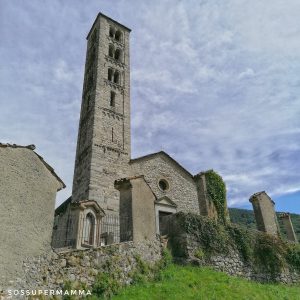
{"left": 109, "top": 27, "right": 115, "bottom": 38}
{"left": 115, "top": 30, "right": 122, "bottom": 42}
{"left": 115, "top": 49, "right": 121, "bottom": 61}
{"left": 108, "top": 45, "right": 114, "bottom": 58}
{"left": 108, "top": 68, "right": 113, "bottom": 81}
{"left": 113, "top": 71, "right": 120, "bottom": 84}
{"left": 110, "top": 91, "right": 116, "bottom": 107}
{"left": 112, "top": 128, "right": 114, "bottom": 142}
{"left": 159, "top": 179, "right": 169, "bottom": 191}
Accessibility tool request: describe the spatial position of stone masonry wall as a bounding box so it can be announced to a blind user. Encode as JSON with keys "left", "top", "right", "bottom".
{"left": 131, "top": 154, "right": 200, "bottom": 214}
{"left": 72, "top": 14, "right": 131, "bottom": 214}
{"left": 2, "top": 240, "right": 161, "bottom": 299}
{"left": 0, "top": 147, "right": 62, "bottom": 289}
{"left": 167, "top": 213, "right": 300, "bottom": 284}
{"left": 178, "top": 234, "right": 299, "bottom": 284}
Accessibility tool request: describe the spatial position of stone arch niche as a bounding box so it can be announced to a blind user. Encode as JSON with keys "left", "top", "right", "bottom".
{"left": 73, "top": 200, "right": 105, "bottom": 249}
{"left": 82, "top": 211, "right": 96, "bottom": 245}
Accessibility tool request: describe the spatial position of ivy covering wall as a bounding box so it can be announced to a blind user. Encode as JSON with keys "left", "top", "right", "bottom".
{"left": 204, "top": 170, "right": 229, "bottom": 224}
{"left": 169, "top": 212, "right": 300, "bottom": 281}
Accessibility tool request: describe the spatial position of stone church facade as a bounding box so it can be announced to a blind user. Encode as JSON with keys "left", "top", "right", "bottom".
{"left": 52, "top": 13, "right": 220, "bottom": 249}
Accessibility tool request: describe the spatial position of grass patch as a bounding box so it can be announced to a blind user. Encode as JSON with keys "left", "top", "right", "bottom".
{"left": 112, "top": 264, "right": 300, "bottom": 300}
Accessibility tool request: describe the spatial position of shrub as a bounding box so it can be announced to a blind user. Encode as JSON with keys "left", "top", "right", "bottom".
{"left": 130, "top": 254, "right": 154, "bottom": 284}
{"left": 181, "top": 213, "right": 229, "bottom": 254}
{"left": 227, "top": 225, "right": 253, "bottom": 261}
{"left": 92, "top": 272, "right": 121, "bottom": 299}
{"left": 194, "top": 248, "right": 205, "bottom": 260}
{"left": 253, "top": 233, "right": 288, "bottom": 275}
{"left": 161, "top": 248, "right": 173, "bottom": 267}
{"left": 286, "top": 243, "right": 300, "bottom": 271}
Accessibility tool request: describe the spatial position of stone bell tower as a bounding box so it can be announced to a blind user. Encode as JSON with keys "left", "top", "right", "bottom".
{"left": 72, "top": 13, "right": 131, "bottom": 213}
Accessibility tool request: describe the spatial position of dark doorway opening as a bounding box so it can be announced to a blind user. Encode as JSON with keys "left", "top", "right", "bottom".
{"left": 159, "top": 211, "right": 172, "bottom": 235}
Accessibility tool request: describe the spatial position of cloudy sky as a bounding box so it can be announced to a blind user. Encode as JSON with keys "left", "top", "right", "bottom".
{"left": 1, "top": 0, "right": 299, "bottom": 213}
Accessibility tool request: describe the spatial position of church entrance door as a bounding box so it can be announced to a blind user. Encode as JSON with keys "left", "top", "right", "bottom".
{"left": 159, "top": 211, "right": 172, "bottom": 235}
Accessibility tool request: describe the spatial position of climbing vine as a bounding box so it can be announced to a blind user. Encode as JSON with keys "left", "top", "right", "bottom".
{"left": 204, "top": 170, "right": 228, "bottom": 224}
{"left": 175, "top": 212, "right": 300, "bottom": 277}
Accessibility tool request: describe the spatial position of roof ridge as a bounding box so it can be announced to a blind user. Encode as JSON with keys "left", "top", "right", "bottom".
{"left": 0, "top": 143, "right": 36, "bottom": 150}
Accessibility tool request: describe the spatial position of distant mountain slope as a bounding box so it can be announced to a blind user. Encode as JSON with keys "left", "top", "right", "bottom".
{"left": 228, "top": 208, "right": 300, "bottom": 241}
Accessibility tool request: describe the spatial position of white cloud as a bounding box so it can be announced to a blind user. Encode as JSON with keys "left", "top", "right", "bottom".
{"left": 53, "top": 60, "right": 75, "bottom": 82}
{"left": 238, "top": 68, "right": 255, "bottom": 80}
{"left": 1, "top": 0, "right": 299, "bottom": 211}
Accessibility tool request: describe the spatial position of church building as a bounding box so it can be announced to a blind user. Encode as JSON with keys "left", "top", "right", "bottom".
{"left": 52, "top": 13, "right": 217, "bottom": 249}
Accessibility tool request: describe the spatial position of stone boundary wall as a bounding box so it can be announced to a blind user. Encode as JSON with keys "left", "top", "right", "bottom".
{"left": 2, "top": 240, "right": 161, "bottom": 299}
{"left": 166, "top": 213, "right": 300, "bottom": 284}
{"left": 177, "top": 234, "right": 299, "bottom": 284}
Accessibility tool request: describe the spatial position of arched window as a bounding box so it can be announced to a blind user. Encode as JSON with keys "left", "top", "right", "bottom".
{"left": 109, "top": 27, "right": 115, "bottom": 38}
{"left": 114, "top": 48, "right": 122, "bottom": 61}
{"left": 83, "top": 213, "right": 95, "bottom": 245}
{"left": 108, "top": 68, "right": 113, "bottom": 81}
{"left": 115, "top": 30, "right": 122, "bottom": 42}
{"left": 110, "top": 91, "right": 116, "bottom": 107}
{"left": 108, "top": 44, "right": 114, "bottom": 58}
{"left": 113, "top": 71, "right": 120, "bottom": 84}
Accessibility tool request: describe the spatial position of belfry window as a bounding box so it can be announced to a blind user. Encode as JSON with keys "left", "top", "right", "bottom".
{"left": 113, "top": 71, "right": 120, "bottom": 84}
{"left": 110, "top": 91, "right": 116, "bottom": 107}
{"left": 115, "top": 30, "right": 122, "bottom": 42}
{"left": 108, "top": 68, "right": 121, "bottom": 85}
{"left": 108, "top": 44, "right": 114, "bottom": 58}
{"left": 109, "top": 26, "right": 123, "bottom": 42}
{"left": 108, "top": 68, "right": 113, "bottom": 81}
{"left": 114, "top": 48, "right": 121, "bottom": 61}
{"left": 109, "top": 27, "right": 115, "bottom": 38}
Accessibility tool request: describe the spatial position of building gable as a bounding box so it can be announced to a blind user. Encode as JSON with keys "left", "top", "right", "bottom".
{"left": 130, "top": 151, "right": 193, "bottom": 181}
{"left": 0, "top": 143, "right": 65, "bottom": 191}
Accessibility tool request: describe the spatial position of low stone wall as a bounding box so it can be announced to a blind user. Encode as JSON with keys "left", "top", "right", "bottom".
{"left": 179, "top": 234, "right": 299, "bottom": 284}
{"left": 2, "top": 239, "right": 161, "bottom": 299}
{"left": 167, "top": 213, "right": 300, "bottom": 284}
